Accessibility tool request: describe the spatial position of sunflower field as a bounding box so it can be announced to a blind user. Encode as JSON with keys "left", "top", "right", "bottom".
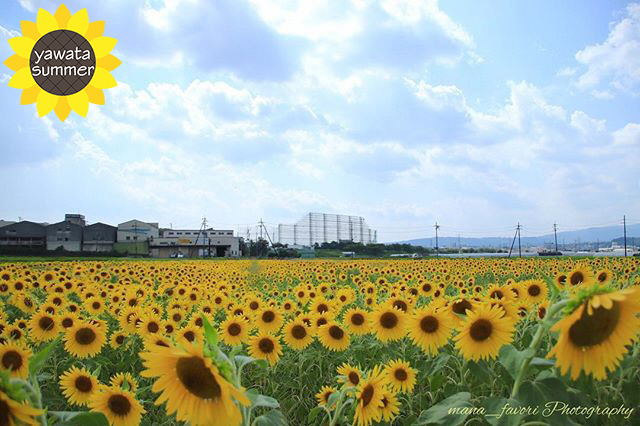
{"left": 0, "top": 256, "right": 638, "bottom": 426}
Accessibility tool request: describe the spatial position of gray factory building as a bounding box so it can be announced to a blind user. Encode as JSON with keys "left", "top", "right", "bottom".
{"left": 83, "top": 223, "right": 117, "bottom": 252}
{"left": 0, "top": 221, "right": 47, "bottom": 248}
{"left": 46, "top": 219, "right": 84, "bottom": 252}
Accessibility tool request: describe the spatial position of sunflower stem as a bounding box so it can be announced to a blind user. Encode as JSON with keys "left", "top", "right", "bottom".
{"left": 510, "top": 299, "right": 568, "bottom": 399}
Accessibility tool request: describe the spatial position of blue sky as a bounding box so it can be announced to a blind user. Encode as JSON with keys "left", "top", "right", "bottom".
{"left": 1, "top": 0, "right": 639, "bottom": 242}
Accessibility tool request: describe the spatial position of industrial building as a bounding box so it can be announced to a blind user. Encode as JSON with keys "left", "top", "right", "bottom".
{"left": 0, "top": 214, "right": 242, "bottom": 257}
{"left": 276, "top": 212, "right": 376, "bottom": 247}
{"left": 151, "top": 228, "right": 241, "bottom": 258}
{"left": 83, "top": 223, "right": 117, "bottom": 252}
{"left": 46, "top": 218, "right": 84, "bottom": 251}
{"left": 0, "top": 221, "right": 47, "bottom": 248}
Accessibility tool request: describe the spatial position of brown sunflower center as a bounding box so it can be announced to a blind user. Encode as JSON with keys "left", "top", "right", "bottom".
{"left": 262, "top": 311, "right": 275, "bottom": 323}
{"left": 39, "top": 316, "right": 55, "bottom": 331}
{"left": 291, "top": 325, "right": 307, "bottom": 339}
{"left": 361, "top": 384, "right": 374, "bottom": 407}
{"left": 317, "top": 318, "right": 328, "bottom": 327}
{"left": 317, "top": 303, "right": 329, "bottom": 313}
{"left": 115, "top": 335, "right": 125, "bottom": 345}
{"left": 228, "top": 323, "right": 242, "bottom": 336}
{"left": 328, "top": 325, "right": 344, "bottom": 340}
{"left": 108, "top": 394, "right": 132, "bottom": 416}
{"left": 249, "top": 301, "right": 259, "bottom": 310}
{"left": 183, "top": 331, "right": 195, "bottom": 342}
{"left": 452, "top": 300, "right": 472, "bottom": 315}
{"left": 422, "top": 283, "right": 432, "bottom": 292}
{"left": 75, "top": 375, "right": 93, "bottom": 393}
{"left": 75, "top": 327, "right": 96, "bottom": 345}
{"left": 570, "top": 272, "right": 584, "bottom": 286}
{"left": 394, "top": 368, "right": 408, "bottom": 381}
{"left": 61, "top": 318, "right": 73, "bottom": 328}
{"left": 0, "top": 400, "right": 10, "bottom": 425}
{"left": 1, "top": 350, "right": 23, "bottom": 371}
{"left": 597, "top": 272, "right": 607, "bottom": 282}
{"left": 380, "top": 312, "right": 398, "bottom": 329}
{"left": 147, "top": 322, "right": 159, "bottom": 333}
{"left": 259, "top": 338, "right": 275, "bottom": 354}
{"left": 420, "top": 315, "right": 439, "bottom": 333}
{"left": 351, "top": 313, "right": 365, "bottom": 326}
{"left": 392, "top": 300, "right": 408, "bottom": 312}
{"left": 92, "top": 302, "right": 101, "bottom": 309}
{"left": 528, "top": 285, "right": 541, "bottom": 297}
{"left": 491, "top": 290, "right": 504, "bottom": 299}
{"left": 469, "top": 319, "right": 493, "bottom": 342}
{"left": 569, "top": 301, "right": 621, "bottom": 347}
{"left": 348, "top": 371, "right": 360, "bottom": 385}
{"left": 176, "top": 356, "right": 222, "bottom": 400}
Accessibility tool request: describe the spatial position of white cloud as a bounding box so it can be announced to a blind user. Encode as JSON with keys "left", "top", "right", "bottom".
{"left": 612, "top": 123, "right": 640, "bottom": 145}
{"left": 574, "top": 3, "right": 640, "bottom": 93}
{"left": 570, "top": 111, "right": 606, "bottom": 135}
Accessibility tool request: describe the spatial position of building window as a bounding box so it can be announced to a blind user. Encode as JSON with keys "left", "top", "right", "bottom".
{"left": 126, "top": 236, "right": 130, "bottom": 240}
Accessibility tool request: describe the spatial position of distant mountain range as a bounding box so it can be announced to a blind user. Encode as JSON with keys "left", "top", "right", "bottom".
{"left": 400, "top": 224, "right": 640, "bottom": 249}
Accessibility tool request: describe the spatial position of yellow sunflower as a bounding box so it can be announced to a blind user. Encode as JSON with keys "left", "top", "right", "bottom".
{"left": 344, "top": 308, "right": 370, "bottom": 335}
{"left": 59, "top": 365, "right": 99, "bottom": 406}
{"left": 28, "top": 311, "right": 59, "bottom": 341}
{"left": 353, "top": 365, "right": 387, "bottom": 426}
{"left": 219, "top": 316, "right": 250, "bottom": 346}
{"left": 140, "top": 341, "right": 249, "bottom": 426}
{"left": 0, "top": 342, "right": 31, "bottom": 378}
{"left": 317, "top": 321, "right": 350, "bottom": 351}
{"left": 89, "top": 387, "right": 145, "bottom": 426}
{"left": 110, "top": 372, "right": 138, "bottom": 393}
{"left": 370, "top": 305, "right": 406, "bottom": 342}
{"left": 547, "top": 286, "right": 640, "bottom": 380}
{"left": 337, "top": 363, "right": 362, "bottom": 389}
{"left": 407, "top": 306, "right": 452, "bottom": 355}
{"left": 64, "top": 322, "right": 106, "bottom": 358}
{"left": 315, "top": 385, "right": 337, "bottom": 408}
{"left": 454, "top": 303, "right": 516, "bottom": 361}
{"left": 380, "top": 388, "right": 400, "bottom": 422}
{"left": 4, "top": 4, "right": 120, "bottom": 121}
{"left": 248, "top": 333, "right": 283, "bottom": 366}
{"left": 384, "top": 359, "right": 417, "bottom": 393}
{"left": 0, "top": 390, "right": 43, "bottom": 425}
{"left": 282, "top": 319, "right": 313, "bottom": 350}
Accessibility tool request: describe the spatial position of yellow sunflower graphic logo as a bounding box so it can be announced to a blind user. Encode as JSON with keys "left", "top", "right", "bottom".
{"left": 3, "top": 4, "right": 120, "bottom": 121}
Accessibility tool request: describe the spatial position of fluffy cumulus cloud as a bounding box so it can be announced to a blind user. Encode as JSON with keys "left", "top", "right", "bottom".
{"left": 574, "top": 3, "right": 640, "bottom": 94}
{"left": 1, "top": 0, "right": 639, "bottom": 238}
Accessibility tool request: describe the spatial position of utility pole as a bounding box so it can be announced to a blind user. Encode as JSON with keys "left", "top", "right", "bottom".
{"left": 553, "top": 223, "right": 558, "bottom": 253}
{"left": 508, "top": 223, "right": 521, "bottom": 258}
{"left": 259, "top": 219, "right": 263, "bottom": 240}
{"left": 623, "top": 215, "right": 627, "bottom": 257}
{"left": 434, "top": 222, "right": 440, "bottom": 257}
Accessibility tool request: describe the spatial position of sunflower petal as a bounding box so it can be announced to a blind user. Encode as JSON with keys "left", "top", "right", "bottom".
{"left": 54, "top": 4, "right": 72, "bottom": 29}
{"left": 8, "top": 68, "right": 36, "bottom": 89}
{"left": 85, "top": 20, "right": 105, "bottom": 40}
{"left": 85, "top": 85, "right": 105, "bottom": 105}
{"left": 20, "top": 20, "right": 40, "bottom": 40}
{"left": 97, "top": 54, "right": 122, "bottom": 72}
{"left": 68, "top": 91, "right": 89, "bottom": 117}
{"left": 54, "top": 97, "right": 72, "bottom": 121}
{"left": 91, "top": 37, "right": 117, "bottom": 59}
{"left": 36, "top": 90, "right": 58, "bottom": 117}
{"left": 8, "top": 37, "right": 36, "bottom": 59}
{"left": 89, "top": 68, "right": 117, "bottom": 89}
{"left": 3, "top": 54, "right": 28, "bottom": 72}
{"left": 67, "top": 8, "right": 89, "bottom": 36}
{"left": 20, "top": 85, "right": 41, "bottom": 105}
{"left": 36, "top": 9, "right": 58, "bottom": 36}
